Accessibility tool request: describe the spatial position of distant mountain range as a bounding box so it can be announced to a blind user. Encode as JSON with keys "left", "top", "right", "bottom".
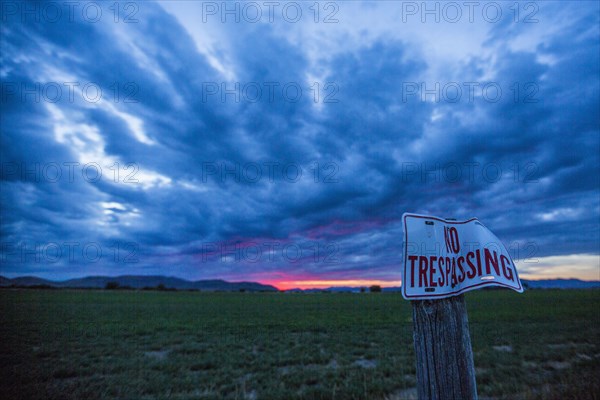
{"left": 0, "top": 276, "right": 598, "bottom": 292}
{"left": 0, "top": 275, "right": 278, "bottom": 292}
{"left": 521, "top": 279, "right": 600, "bottom": 289}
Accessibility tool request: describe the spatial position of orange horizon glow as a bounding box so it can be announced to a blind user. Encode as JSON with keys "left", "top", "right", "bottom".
{"left": 265, "top": 274, "right": 600, "bottom": 291}
{"left": 269, "top": 279, "right": 400, "bottom": 291}
{"left": 255, "top": 254, "right": 599, "bottom": 290}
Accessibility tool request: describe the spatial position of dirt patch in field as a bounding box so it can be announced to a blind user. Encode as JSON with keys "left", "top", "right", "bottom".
{"left": 353, "top": 358, "right": 377, "bottom": 368}
{"left": 547, "top": 343, "right": 569, "bottom": 350}
{"left": 575, "top": 353, "right": 593, "bottom": 361}
{"left": 277, "top": 359, "right": 340, "bottom": 375}
{"left": 144, "top": 350, "right": 169, "bottom": 360}
{"left": 547, "top": 342, "right": 596, "bottom": 351}
{"left": 522, "top": 361, "right": 539, "bottom": 368}
{"left": 492, "top": 345, "right": 513, "bottom": 352}
{"left": 385, "top": 387, "right": 417, "bottom": 399}
{"left": 277, "top": 365, "right": 293, "bottom": 375}
{"left": 547, "top": 361, "right": 570, "bottom": 370}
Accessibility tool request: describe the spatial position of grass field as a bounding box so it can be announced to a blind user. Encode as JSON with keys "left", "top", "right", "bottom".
{"left": 0, "top": 289, "right": 598, "bottom": 400}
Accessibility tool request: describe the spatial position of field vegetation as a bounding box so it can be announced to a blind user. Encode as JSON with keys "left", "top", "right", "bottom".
{"left": 0, "top": 289, "right": 598, "bottom": 399}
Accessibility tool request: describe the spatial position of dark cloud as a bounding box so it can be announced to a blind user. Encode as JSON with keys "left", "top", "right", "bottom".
{"left": 1, "top": 1, "right": 598, "bottom": 282}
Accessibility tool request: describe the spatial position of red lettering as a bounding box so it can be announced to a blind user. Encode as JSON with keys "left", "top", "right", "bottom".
{"left": 444, "top": 226, "right": 461, "bottom": 254}
{"left": 500, "top": 255, "right": 514, "bottom": 281}
{"left": 449, "top": 227, "right": 460, "bottom": 253}
{"left": 451, "top": 257, "right": 457, "bottom": 287}
{"left": 466, "top": 251, "right": 477, "bottom": 279}
{"left": 457, "top": 256, "right": 466, "bottom": 283}
{"left": 429, "top": 256, "right": 438, "bottom": 287}
{"left": 438, "top": 258, "right": 445, "bottom": 286}
{"left": 408, "top": 255, "right": 418, "bottom": 287}
{"left": 419, "top": 256, "right": 428, "bottom": 287}
{"left": 484, "top": 249, "right": 500, "bottom": 276}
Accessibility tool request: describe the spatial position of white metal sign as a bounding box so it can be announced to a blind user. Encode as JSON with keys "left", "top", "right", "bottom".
{"left": 402, "top": 213, "right": 523, "bottom": 300}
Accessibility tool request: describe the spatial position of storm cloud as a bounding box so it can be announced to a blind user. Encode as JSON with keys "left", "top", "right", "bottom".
{"left": 1, "top": 1, "right": 598, "bottom": 286}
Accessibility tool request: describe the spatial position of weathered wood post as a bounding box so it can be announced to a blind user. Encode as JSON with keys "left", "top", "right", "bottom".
{"left": 403, "top": 213, "right": 523, "bottom": 400}
{"left": 411, "top": 295, "right": 477, "bottom": 400}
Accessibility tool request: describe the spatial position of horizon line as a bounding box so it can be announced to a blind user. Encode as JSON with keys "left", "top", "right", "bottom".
{"left": 2, "top": 273, "right": 600, "bottom": 292}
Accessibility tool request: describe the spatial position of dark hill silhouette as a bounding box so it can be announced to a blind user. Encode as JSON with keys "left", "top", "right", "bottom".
{"left": 522, "top": 279, "right": 600, "bottom": 289}
{"left": 0, "top": 275, "right": 277, "bottom": 291}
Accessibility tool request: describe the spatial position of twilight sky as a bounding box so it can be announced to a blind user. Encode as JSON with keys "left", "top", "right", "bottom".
{"left": 1, "top": 1, "right": 599, "bottom": 288}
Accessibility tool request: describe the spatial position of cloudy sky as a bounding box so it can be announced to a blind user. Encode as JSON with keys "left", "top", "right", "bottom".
{"left": 1, "top": 1, "right": 598, "bottom": 288}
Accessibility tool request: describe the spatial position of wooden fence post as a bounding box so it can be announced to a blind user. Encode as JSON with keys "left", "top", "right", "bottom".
{"left": 411, "top": 294, "right": 478, "bottom": 400}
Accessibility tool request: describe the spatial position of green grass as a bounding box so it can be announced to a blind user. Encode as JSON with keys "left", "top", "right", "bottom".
{"left": 0, "top": 289, "right": 598, "bottom": 399}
